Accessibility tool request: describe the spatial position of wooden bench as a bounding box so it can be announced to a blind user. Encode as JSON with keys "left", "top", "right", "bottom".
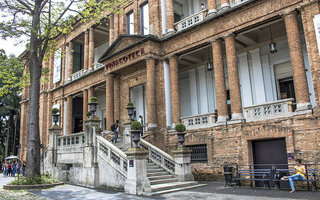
{"left": 273, "top": 168, "right": 318, "bottom": 192}
{"left": 233, "top": 169, "right": 271, "bottom": 189}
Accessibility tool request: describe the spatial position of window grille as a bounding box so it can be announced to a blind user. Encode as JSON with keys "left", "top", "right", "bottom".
{"left": 186, "top": 144, "right": 208, "bottom": 163}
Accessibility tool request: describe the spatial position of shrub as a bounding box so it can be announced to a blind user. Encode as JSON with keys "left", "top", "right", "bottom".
{"left": 130, "top": 121, "right": 142, "bottom": 130}
{"left": 51, "top": 108, "right": 59, "bottom": 114}
{"left": 127, "top": 102, "right": 134, "bottom": 107}
{"left": 89, "top": 96, "right": 98, "bottom": 103}
{"left": 175, "top": 123, "right": 186, "bottom": 132}
{"left": 7, "top": 172, "right": 60, "bottom": 185}
{"left": 86, "top": 111, "right": 92, "bottom": 117}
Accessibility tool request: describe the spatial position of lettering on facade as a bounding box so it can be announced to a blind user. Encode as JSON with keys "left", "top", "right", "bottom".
{"left": 104, "top": 48, "right": 145, "bottom": 70}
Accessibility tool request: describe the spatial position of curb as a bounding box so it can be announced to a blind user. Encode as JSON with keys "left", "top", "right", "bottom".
{"left": 3, "top": 182, "right": 64, "bottom": 190}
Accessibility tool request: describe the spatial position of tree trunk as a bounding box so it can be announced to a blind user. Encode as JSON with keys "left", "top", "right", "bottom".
{"left": 26, "top": 0, "right": 42, "bottom": 178}
{"left": 5, "top": 116, "right": 10, "bottom": 158}
{"left": 12, "top": 115, "right": 17, "bottom": 155}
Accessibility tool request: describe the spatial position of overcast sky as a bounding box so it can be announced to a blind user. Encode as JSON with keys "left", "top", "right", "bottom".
{"left": 0, "top": 37, "right": 26, "bottom": 57}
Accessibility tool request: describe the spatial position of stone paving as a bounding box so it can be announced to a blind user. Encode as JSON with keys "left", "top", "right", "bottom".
{"left": 0, "top": 174, "right": 319, "bottom": 200}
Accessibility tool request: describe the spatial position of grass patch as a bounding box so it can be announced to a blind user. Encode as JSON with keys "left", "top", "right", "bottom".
{"left": 7, "top": 172, "right": 60, "bottom": 185}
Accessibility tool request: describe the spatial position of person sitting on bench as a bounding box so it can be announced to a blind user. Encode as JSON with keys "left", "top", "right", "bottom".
{"left": 287, "top": 159, "right": 306, "bottom": 193}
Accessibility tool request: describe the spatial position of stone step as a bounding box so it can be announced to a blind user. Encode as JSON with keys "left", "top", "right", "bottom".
{"left": 148, "top": 174, "right": 175, "bottom": 181}
{"left": 147, "top": 183, "right": 207, "bottom": 196}
{"left": 146, "top": 165, "right": 160, "bottom": 169}
{"left": 149, "top": 178, "right": 178, "bottom": 185}
{"left": 150, "top": 181, "right": 199, "bottom": 192}
{"left": 147, "top": 163, "right": 157, "bottom": 166}
{"left": 147, "top": 168, "right": 165, "bottom": 173}
{"left": 147, "top": 171, "right": 170, "bottom": 177}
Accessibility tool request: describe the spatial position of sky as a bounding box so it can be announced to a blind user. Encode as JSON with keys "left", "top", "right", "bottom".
{"left": 0, "top": 37, "right": 26, "bottom": 57}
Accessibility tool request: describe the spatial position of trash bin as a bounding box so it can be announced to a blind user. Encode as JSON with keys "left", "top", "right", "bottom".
{"left": 223, "top": 165, "right": 233, "bottom": 187}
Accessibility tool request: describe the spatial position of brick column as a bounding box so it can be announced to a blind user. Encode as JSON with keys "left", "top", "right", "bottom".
{"left": 109, "top": 15, "right": 114, "bottom": 44}
{"left": 208, "top": 0, "right": 217, "bottom": 15}
{"left": 114, "top": 14, "right": 119, "bottom": 39}
{"left": 84, "top": 30, "right": 89, "bottom": 71}
{"left": 88, "top": 28, "right": 95, "bottom": 70}
{"left": 106, "top": 74, "right": 114, "bottom": 131}
{"left": 88, "top": 87, "right": 94, "bottom": 111}
{"left": 225, "top": 34, "right": 243, "bottom": 120}
{"left": 169, "top": 55, "right": 180, "bottom": 126}
{"left": 83, "top": 89, "right": 88, "bottom": 128}
{"left": 166, "top": 0, "right": 175, "bottom": 34}
{"left": 66, "top": 95, "right": 73, "bottom": 134}
{"left": 212, "top": 39, "right": 228, "bottom": 122}
{"left": 114, "top": 75, "right": 120, "bottom": 122}
{"left": 67, "top": 42, "right": 73, "bottom": 81}
{"left": 283, "top": 11, "right": 311, "bottom": 111}
{"left": 221, "top": 0, "right": 230, "bottom": 10}
{"left": 146, "top": 57, "right": 157, "bottom": 127}
{"left": 46, "top": 92, "right": 53, "bottom": 136}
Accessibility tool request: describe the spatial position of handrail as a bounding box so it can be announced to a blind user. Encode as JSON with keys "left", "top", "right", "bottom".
{"left": 139, "top": 138, "right": 175, "bottom": 174}
{"left": 57, "top": 132, "right": 84, "bottom": 139}
{"left": 244, "top": 98, "right": 294, "bottom": 109}
{"left": 96, "top": 135, "right": 128, "bottom": 178}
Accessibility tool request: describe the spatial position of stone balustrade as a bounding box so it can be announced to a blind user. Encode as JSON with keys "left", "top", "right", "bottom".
{"left": 57, "top": 132, "right": 85, "bottom": 148}
{"left": 140, "top": 138, "right": 175, "bottom": 174}
{"left": 93, "top": 62, "right": 105, "bottom": 71}
{"left": 175, "top": 10, "right": 207, "bottom": 32}
{"left": 56, "top": 132, "right": 85, "bottom": 164}
{"left": 97, "top": 135, "right": 128, "bottom": 177}
{"left": 71, "top": 69, "right": 84, "bottom": 81}
{"left": 244, "top": 98, "right": 294, "bottom": 122}
{"left": 181, "top": 112, "right": 216, "bottom": 130}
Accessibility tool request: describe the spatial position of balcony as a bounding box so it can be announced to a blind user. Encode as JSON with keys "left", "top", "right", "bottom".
{"left": 181, "top": 112, "right": 216, "bottom": 130}
{"left": 244, "top": 98, "right": 294, "bottom": 122}
{"left": 174, "top": 10, "right": 207, "bottom": 32}
{"left": 71, "top": 69, "right": 84, "bottom": 81}
{"left": 93, "top": 62, "right": 105, "bottom": 71}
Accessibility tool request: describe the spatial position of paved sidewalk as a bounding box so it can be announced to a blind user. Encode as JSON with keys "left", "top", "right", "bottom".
{"left": 0, "top": 175, "right": 319, "bottom": 200}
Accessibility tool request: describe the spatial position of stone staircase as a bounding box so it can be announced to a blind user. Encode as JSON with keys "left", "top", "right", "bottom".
{"left": 146, "top": 161, "right": 205, "bottom": 196}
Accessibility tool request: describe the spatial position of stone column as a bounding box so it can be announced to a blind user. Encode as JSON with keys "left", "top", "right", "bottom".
{"left": 125, "top": 148, "right": 151, "bottom": 195}
{"left": 67, "top": 42, "right": 73, "bottom": 81}
{"left": 220, "top": 0, "right": 230, "bottom": 10}
{"left": 225, "top": 34, "right": 243, "bottom": 120}
{"left": 173, "top": 147, "right": 194, "bottom": 181}
{"left": 66, "top": 95, "right": 73, "bottom": 134}
{"left": 106, "top": 74, "right": 114, "bottom": 131}
{"left": 166, "top": 0, "right": 175, "bottom": 34}
{"left": 47, "top": 125, "right": 62, "bottom": 172}
{"left": 208, "top": 0, "right": 217, "bottom": 15}
{"left": 212, "top": 39, "right": 228, "bottom": 122}
{"left": 283, "top": 11, "right": 311, "bottom": 111}
{"left": 169, "top": 55, "right": 181, "bottom": 126}
{"left": 88, "top": 27, "right": 95, "bottom": 70}
{"left": 146, "top": 57, "right": 157, "bottom": 127}
{"left": 84, "top": 30, "right": 89, "bottom": 71}
{"left": 83, "top": 89, "right": 88, "bottom": 129}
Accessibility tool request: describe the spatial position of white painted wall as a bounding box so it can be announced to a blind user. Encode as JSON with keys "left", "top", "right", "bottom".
{"left": 94, "top": 42, "right": 109, "bottom": 63}
{"left": 163, "top": 61, "right": 172, "bottom": 127}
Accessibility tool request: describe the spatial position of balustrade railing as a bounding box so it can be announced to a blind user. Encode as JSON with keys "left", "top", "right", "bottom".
{"left": 93, "top": 62, "right": 105, "bottom": 71}
{"left": 244, "top": 98, "right": 294, "bottom": 121}
{"left": 181, "top": 112, "right": 216, "bottom": 130}
{"left": 97, "top": 135, "right": 128, "bottom": 177}
{"left": 57, "top": 132, "right": 85, "bottom": 148}
{"left": 140, "top": 138, "right": 175, "bottom": 174}
{"left": 71, "top": 69, "right": 84, "bottom": 81}
{"left": 175, "top": 10, "right": 207, "bottom": 32}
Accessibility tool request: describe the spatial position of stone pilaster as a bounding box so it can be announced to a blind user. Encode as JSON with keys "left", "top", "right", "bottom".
{"left": 125, "top": 148, "right": 151, "bottom": 195}
{"left": 169, "top": 55, "right": 181, "bottom": 126}
{"left": 84, "top": 117, "right": 101, "bottom": 168}
{"left": 83, "top": 89, "right": 88, "bottom": 129}
{"left": 166, "top": 0, "right": 175, "bottom": 34}
{"left": 225, "top": 34, "right": 243, "bottom": 120}
{"left": 47, "top": 125, "right": 62, "bottom": 172}
{"left": 208, "top": 0, "right": 217, "bottom": 14}
{"left": 146, "top": 57, "right": 157, "bottom": 127}
{"left": 88, "top": 28, "right": 95, "bottom": 70}
{"left": 84, "top": 30, "right": 89, "bottom": 71}
{"left": 283, "top": 11, "right": 311, "bottom": 111}
{"left": 106, "top": 74, "right": 114, "bottom": 131}
{"left": 67, "top": 42, "right": 73, "bottom": 81}
{"left": 66, "top": 95, "right": 73, "bottom": 134}
{"left": 212, "top": 39, "right": 228, "bottom": 122}
{"left": 173, "top": 147, "right": 194, "bottom": 181}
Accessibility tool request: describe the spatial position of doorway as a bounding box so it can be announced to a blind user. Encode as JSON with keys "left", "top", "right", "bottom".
{"left": 130, "top": 84, "right": 146, "bottom": 126}
{"left": 72, "top": 97, "right": 83, "bottom": 133}
{"left": 252, "top": 138, "right": 288, "bottom": 187}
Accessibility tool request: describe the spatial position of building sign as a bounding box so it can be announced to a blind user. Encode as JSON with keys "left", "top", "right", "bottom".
{"left": 313, "top": 14, "right": 320, "bottom": 57}
{"left": 53, "top": 49, "right": 62, "bottom": 83}
{"left": 104, "top": 48, "right": 145, "bottom": 70}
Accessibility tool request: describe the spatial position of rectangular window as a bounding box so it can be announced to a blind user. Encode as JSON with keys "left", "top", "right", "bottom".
{"left": 141, "top": 3, "right": 149, "bottom": 35}
{"left": 127, "top": 11, "right": 134, "bottom": 35}
{"left": 186, "top": 144, "right": 208, "bottom": 163}
{"left": 73, "top": 43, "right": 84, "bottom": 73}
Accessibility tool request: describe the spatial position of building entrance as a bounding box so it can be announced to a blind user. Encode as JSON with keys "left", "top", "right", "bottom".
{"left": 252, "top": 138, "right": 288, "bottom": 187}
{"left": 130, "top": 84, "right": 146, "bottom": 125}
{"left": 72, "top": 97, "right": 83, "bottom": 133}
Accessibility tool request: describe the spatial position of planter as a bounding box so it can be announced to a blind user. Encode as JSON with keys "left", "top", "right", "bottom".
{"left": 177, "top": 132, "right": 186, "bottom": 147}
{"left": 126, "top": 106, "right": 135, "bottom": 121}
{"left": 52, "top": 114, "right": 60, "bottom": 125}
{"left": 130, "top": 130, "right": 141, "bottom": 148}
{"left": 88, "top": 102, "right": 98, "bottom": 116}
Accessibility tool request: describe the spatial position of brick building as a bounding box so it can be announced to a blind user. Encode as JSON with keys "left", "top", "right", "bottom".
{"left": 20, "top": 0, "right": 320, "bottom": 180}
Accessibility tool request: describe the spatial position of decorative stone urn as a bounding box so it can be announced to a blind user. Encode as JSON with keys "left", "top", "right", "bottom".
{"left": 88, "top": 97, "right": 98, "bottom": 116}
{"left": 130, "top": 121, "right": 143, "bottom": 148}
{"left": 51, "top": 108, "right": 60, "bottom": 125}
{"left": 126, "top": 102, "right": 135, "bottom": 121}
{"left": 175, "top": 123, "right": 186, "bottom": 148}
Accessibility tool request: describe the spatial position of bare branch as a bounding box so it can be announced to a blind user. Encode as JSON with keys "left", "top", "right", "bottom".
{"left": 52, "top": 0, "right": 75, "bottom": 27}
{"left": 16, "top": 0, "right": 33, "bottom": 13}
{"left": 40, "top": 0, "right": 50, "bottom": 11}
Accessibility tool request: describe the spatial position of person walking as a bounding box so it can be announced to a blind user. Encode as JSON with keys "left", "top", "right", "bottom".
{"left": 16, "top": 160, "right": 21, "bottom": 176}
{"left": 22, "top": 161, "right": 26, "bottom": 176}
{"left": 111, "top": 120, "right": 119, "bottom": 143}
{"left": 138, "top": 115, "right": 144, "bottom": 136}
{"left": 12, "top": 160, "right": 16, "bottom": 177}
{"left": 4, "top": 162, "right": 8, "bottom": 177}
{"left": 287, "top": 159, "right": 306, "bottom": 193}
{"left": 7, "top": 162, "right": 12, "bottom": 176}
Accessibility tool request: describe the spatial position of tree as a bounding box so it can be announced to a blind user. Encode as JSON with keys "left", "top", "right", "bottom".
{"left": 0, "top": 0, "right": 125, "bottom": 178}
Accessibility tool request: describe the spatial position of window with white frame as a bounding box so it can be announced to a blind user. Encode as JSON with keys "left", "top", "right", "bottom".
{"left": 127, "top": 11, "right": 134, "bottom": 35}
{"left": 141, "top": 2, "right": 149, "bottom": 35}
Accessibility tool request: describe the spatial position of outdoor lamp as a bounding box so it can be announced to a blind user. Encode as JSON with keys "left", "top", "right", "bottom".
{"left": 269, "top": 26, "right": 277, "bottom": 54}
